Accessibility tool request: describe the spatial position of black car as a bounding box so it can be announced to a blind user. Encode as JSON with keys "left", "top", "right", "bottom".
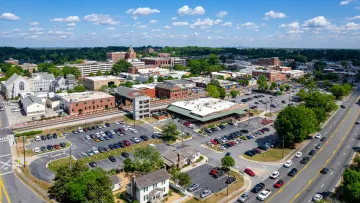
{"left": 151, "top": 134, "right": 158, "bottom": 139}
{"left": 91, "top": 126, "right": 96, "bottom": 130}
{"left": 53, "top": 133, "right": 58, "bottom": 139}
{"left": 258, "top": 145, "right": 269, "bottom": 151}
{"left": 108, "top": 144, "right": 115, "bottom": 150}
{"left": 89, "top": 161, "right": 97, "bottom": 168}
{"left": 105, "top": 123, "right": 110, "bottom": 127}
{"left": 263, "top": 127, "right": 270, "bottom": 131}
{"left": 288, "top": 168, "right": 298, "bottom": 176}
{"left": 320, "top": 168, "right": 329, "bottom": 174}
{"left": 340, "top": 105, "right": 346, "bottom": 108}
{"left": 108, "top": 155, "right": 117, "bottom": 162}
{"left": 40, "top": 146, "right": 47, "bottom": 151}
{"left": 245, "top": 150, "right": 255, "bottom": 157}
{"left": 89, "top": 134, "right": 95, "bottom": 139}
{"left": 121, "top": 152, "right": 129, "bottom": 158}
{"left": 300, "top": 157, "right": 310, "bottom": 164}
{"left": 140, "top": 135, "right": 149, "bottom": 141}
{"left": 98, "top": 146, "right": 105, "bottom": 153}
{"left": 213, "top": 170, "right": 224, "bottom": 178}
{"left": 251, "top": 183, "right": 265, "bottom": 193}
{"left": 59, "top": 142, "right": 66, "bottom": 148}
{"left": 47, "top": 134, "right": 53, "bottom": 140}
{"left": 241, "top": 99, "right": 247, "bottom": 102}
{"left": 41, "top": 135, "right": 47, "bottom": 140}
{"left": 225, "top": 177, "right": 236, "bottom": 184}
{"left": 205, "top": 128, "right": 212, "bottom": 133}
{"left": 118, "top": 142, "right": 125, "bottom": 148}
{"left": 320, "top": 137, "right": 326, "bottom": 142}
{"left": 282, "top": 100, "right": 286, "bottom": 104}
{"left": 240, "top": 129, "right": 249, "bottom": 133}
{"left": 270, "top": 104, "right": 276, "bottom": 108}
{"left": 46, "top": 144, "right": 53, "bottom": 150}
{"left": 309, "top": 150, "right": 316, "bottom": 155}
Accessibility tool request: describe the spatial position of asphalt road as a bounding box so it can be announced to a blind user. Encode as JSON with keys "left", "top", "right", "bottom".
{"left": 244, "top": 87, "right": 360, "bottom": 203}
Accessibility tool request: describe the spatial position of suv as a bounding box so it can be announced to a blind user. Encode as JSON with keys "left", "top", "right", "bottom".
{"left": 288, "top": 168, "right": 298, "bottom": 176}
{"left": 300, "top": 156, "right": 310, "bottom": 164}
{"left": 123, "top": 140, "right": 131, "bottom": 146}
{"left": 251, "top": 183, "right": 265, "bottom": 193}
{"left": 91, "top": 147, "right": 99, "bottom": 154}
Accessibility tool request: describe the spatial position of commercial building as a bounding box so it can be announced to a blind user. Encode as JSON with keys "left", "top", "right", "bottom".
{"left": 252, "top": 70, "right": 287, "bottom": 82}
{"left": 4, "top": 58, "right": 19, "bottom": 65}
{"left": 185, "top": 77, "right": 241, "bottom": 90}
{"left": 115, "top": 86, "right": 155, "bottom": 106}
{"left": 155, "top": 83, "right": 192, "bottom": 100}
{"left": 167, "top": 98, "right": 248, "bottom": 124}
{"left": 166, "top": 71, "right": 190, "bottom": 79}
{"left": 106, "top": 45, "right": 137, "bottom": 63}
{"left": 169, "top": 57, "right": 186, "bottom": 67}
{"left": 56, "top": 92, "right": 115, "bottom": 116}
{"left": 211, "top": 72, "right": 232, "bottom": 80}
{"left": 46, "top": 97, "right": 61, "bottom": 108}
{"left": 69, "top": 61, "right": 113, "bottom": 77}
{"left": 83, "top": 76, "right": 126, "bottom": 90}
{"left": 20, "top": 63, "right": 37, "bottom": 73}
{"left": 256, "top": 57, "right": 283, "bottom": 66}
{"left": 127, "top": 59, "right": 146, "bottom": 69}
{"left": 28, "top": 72, "right": 55, "bottom": 92}
{"left": 144, "top": 47, "right": 155, "bottom": 54}
{"left": 20, "top": 95, "right": 45, "bottom": 116}
{"left": 52, "top": 74, "right": 75, "bottom": 92}
{"left": 127, "top": 169, "right": 170, "bottom": 203}
{"left": 282, "top": 70, "right": 305, "bottom": 78}
{"left": 1, "top": 73, "right": 30, "bottom": 99}
{"left": 133, "top": 95, "right": 151, "bottom": 120}
{"left": 141, "top": 57, "right": 170, "bottom": 67}
{"left": 158, "top": 53, "right": 171, "bottom": 58}
{"left": 163, "top": 80, "right": 196, "bottom": 88}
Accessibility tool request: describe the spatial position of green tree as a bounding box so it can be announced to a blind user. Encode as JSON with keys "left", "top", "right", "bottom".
{"left": 284, "top": 84, "right": 290, "bottom": 91}
{"left": 23, "top": 69, "right": 32, "bottom": 77}
{"left": 111, "top": 59, "right": 132, "bottom": 75}
{"left": 298, "top": 77, "right": 306, "bottom": 85}
{"left": 314, "top": 62, "right": 326, "bottom": 71}
{"left": 270, "top": 82, "right": 277, "bottom": 90}
{"left": 340, "top": 61, "right": 349, "bottom": 68}
{"left": 219, "top": 87, "right": 226, "bottom": 99}
{"left": 304, "top": 91, "right": 337, "bottom": 112}
{"left": 217, "top": 75, "right": 225, "bottom": 80}
{"left": 157, "top": 76, "right": 164, "bottom": 82}
{"left": 173, "top": 64, "right": 186, "bottom": 71}
{"left": 274, "top": 105, "right": 319, "bottom": 147}
{"left": 119, "top": 81, "right": 134, "bottom": 88}
{"left": 175, "top": 172, "right": 191, "bottom": 187}
{"left": 99, "top": 85, "right": 108, "bottom": 92}
{"left": 89, "top": 72, "right": 95, "bottom": 77}
{"left": 230, "top": 90, "right": 239, "bottom": 98}
{"left": 96, "top": 70, "right": 102, "bottom": 76}
{"left": 206, "top": 84, "right": 220, "bottom": 98}
{"left": 56, "top": 90, "right": 62, "bottom": 93}
{"left": 343, "top": 169, "right": 360, "bottom": 203}
{"left": 74, "top": 85, "right": 86, "bottom": 92}
{"left": 5, "top": 66, "right": 23, "bottom": 78}
{"left": 296, "top": 88, "right": 307, "bottom": 101}
{"left": 311, "top": 107, "right": 327, "bottom": 124}
{"left": 330, "top": 84, "right": 352, "bottom": 99}
{"left": 306, "top": 79, "right": 317, "bottom": 91}
{"left": 221, "top": 156, "right": 235, "bottom": 169}
{"left": 162, "top": 120, "right": 180, "bottom": 141}
{"left": 148, "top": 76, "right": 154, "bottom": 83}
{"left": 67, "top": 89, "right": 74, "bottom": 93}
{"left": 38, "top": 63, "right": 55, "bottom": 72}
{"left": 257, "top": 75, "right": 268, "bottom": 90}
{"left": 104, "top": 70, "right": 110, "bottom": 76}
{"left": 279, "top": 85, "right": 285, "bottom": 92}
{"left": 208, "top": 54, "right": 219, "bottom": 65}
{"left": 123, "top": 157, "right": 135, "bottom": 172}
{"left": 48, "top": 67, "right": 63, "bottom": 77}
{"left": 131, "top": 146, "right": 164, "bottom": 173}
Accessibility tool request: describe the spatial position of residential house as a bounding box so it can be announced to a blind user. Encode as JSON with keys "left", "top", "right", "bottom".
{"left": 1, "top": 73, "right": 30, "bottom": 99}
{"left": 161, "top": 145, "right": 200, "bottom": 168}
{"left": 111, "top": 175, "right": 122, "bottom": 192}
{"left": 52, "top": 76, "right": 74, "bottom": 92}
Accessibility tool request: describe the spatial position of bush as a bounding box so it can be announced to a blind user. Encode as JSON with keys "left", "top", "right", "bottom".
{"left": 15, "top": 130, "right": 43, "bottom": 137}
{"left": 169, "top": 190, "right": 173, "bottom": 196}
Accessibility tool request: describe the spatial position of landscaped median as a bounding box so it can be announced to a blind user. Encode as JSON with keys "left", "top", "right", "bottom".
{"left": 25, "top": 142, "right": 71, "bottom": 156}
{"left": 48, "top": 139, "right": 163, "bottom": 173}
{"left": 243, "top": 147, "right": 295, "bottom": 162}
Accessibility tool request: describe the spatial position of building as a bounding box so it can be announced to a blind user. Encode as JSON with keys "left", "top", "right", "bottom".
{"left": 45, "top": 97, "right": 61, "bottom": 108}
{"left": 167, "top": 98, "right": 248, "bottom": 124}
{"left": 144, "top": 47, "right": 155, "bottom": 54}
{"left": 127, "top": 59, "right": 146, "bottom": 69}
{"left": 185, "top": 77, "right": 241, "bottom": 90}
{"left": 252, "top": 70, "right": 287, "bottom": 82}
{"left": 52, "top": 75, "right": 74, "bottom": 92}
{"left": 4, "top": 58, "right": 19, "bottom": 65}
{"left": 271, "top": 66, "right": 292, "bottom": 72}
{"left": 20, "top": 95, "right": 45, "bottom": 116}
{"left": 106, "top": 45, "right": 137, "bottom": 63}
{"left": 163, "top": 80, "right": 196, "bottom": 88}
{"left": 56, "top": 91, "right": 115, "bottom": 116}
{"left": 111, "top": 175, "right": 122, "bottom": 192}
{"left": 29, "top": 73, "right": 55, "bottom": 92}
{"left": 169, "top": 57, "right": 186, "bottom": 67}
{"left": 127, "top": 169, "right": 170, "bottom": 203}
{"left": 161, "top": 145, "right": 200, "bottom": 168}
{"left": 141, "top": 57, "right": 170, "bottom": 67}
{"left": 65, "top": 74, "right": 75, "bottom": 89}
{"left": 282, "top": 70, "right": 305, "bottom": 78}
{"left": 1, "top": 73, "right": 30, "bottom": 99}
{"left": 83, "top": 76, "right": 126, "bottom": 90}
{"left": 20, "top": 63, "right": 37, "bottom": 73}
{"left": 155, "top": 83, "right": 192, "bottom": 100}
{"left": 158, "top": 53, "right": 171, "bottom": 58}
{"left": 115, "top": 86, "right": 155, "bottom": 106}
{"left": 211, "top": 72, "right": 232, "bottom": 80}
{"left": 133, "top": 95, "right": 151, "bottom": 120}
{"left": 69, "top": 61, "right": 113, "bottom": 77}
{"left": 166, "top": 71, "right": 190, "bottom": 79}
{"left": 256, "top": 57, "right": 283, "bottom": 66}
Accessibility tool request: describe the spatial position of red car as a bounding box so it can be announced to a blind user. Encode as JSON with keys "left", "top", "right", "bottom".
{"left": 230, "top": 141, "right": 236, "bottom": 146}
{"left": 84, "top": 128, "right": 88, "bottom": 132}
{"left": 184, "top": 122, "right": 191, "bottom": 127}
{"left": 244, "top": 168, "right": 255, "bottom": 177}
{"left": 123, "top": 140, "right": 131, "bottom": 146}
{"left": 119, "top": 128, "right": 124, "bottom": 132}
{"left": 210, "top": 140, "right": 218, "bottom": 145}
{"left": 53, "top": 144, "right": 60, "bottom": 149}
{"left": 210, "top": 168, "right": 218, "bottom": 175}
{"left": 274, "top": 180, "right": 284, "bottom": 188}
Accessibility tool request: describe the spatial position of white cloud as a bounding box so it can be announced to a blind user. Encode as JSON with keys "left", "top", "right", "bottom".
{"left": 29, "top": 22, "right": 39, "bottom": 26}
{"left": 214, "top": 19, "right": 222, "bottom": 24}
{"left": 149, "top": 20, "right": 159, "bottom": 24}
{"left": 171, "top": 17, "right": 177, "bottom": 21}
{"left": 48, "top": 31, "right": 73, "bottom": 35}
{"left": 173, "top": 21, "right": 189, "bottom": 26}
{"left": 241, "top": 22, "right": 259, "bottom": 30}
{"left": 221, "top": 22, "right": 232, "bottom": 27}
{"left": 279, "top": 22, "right": 303, "bottom": 34}
{"left": 340, "top": 0, "right": 355, "bottom": 5}
{"left": 91, "top": 32, "right": 96, "bottom": 36}
{"left": 193, "top": 32, "right": 200, "bottom": 36}
{"left": 164, "top": 26, "right": 171, "bottom": 29}
{"left": 0, "top": 13, "right": 20, "bottom": 21}
{"left": 207, "top": 36, "right": 212, "bottom": 40}
{"left": 138, "top": 25, "right": 147, "bottom": 28}
{"left": 303, "top": 16, "right": 330, "bottom": 28}
{"left": 190, "top": 18, "right": 219, "bottom": 29}
{"left": 126, "top": 7, "right": 160, "bottom": 19}
{"left": 264, "top": 10, "right": 286, "bottom": 20}
{"left": 67, "top": 23, "right": 76, "bottom": 27}
{"left": 216, "top": 11, "right": 228, "bottom": 18}
{"left": 84, "top": 14, "right": 119, "bottom": 25}
{"left": 66, "top": 28, "right": 74, "bottom": 31}
{"left": 345, "top": 22, "right": 360, "bottom": 30}
{"left": 152, "top": 29, "right": 161, "bottom": 32}
{"left": 348, "top": 15, "right": 360, "bottom": 20}
{"left": 50, "top": 16, "right": 80, "bottom": 23}
{"left": 13, "top": 28, "right": 21, "bottom": 32}
{"left": 177, "top": 5, "right": 205, "bottom": 16}
{"left": 29, "top": 27, "right": 44, "bottom": 32}
{"left": 108, "top": 27, "right": 116, "bottom": 31}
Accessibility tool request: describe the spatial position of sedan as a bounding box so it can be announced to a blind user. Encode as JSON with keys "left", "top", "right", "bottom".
{"left": 89, "top": 161, "right": 97, "bottom": 168}
{"left": 316, "top": 144, "right": 322, "bottom": 149}
{"left": 313, "top": 194, "right": 323, "bottom": 202}
{"left": 86, "top": 150, "right": 94, "bottom": 156}
{"left": 309, "top": 150, "right": 316, "bottom": 155}
{"left": 200, "top": 190, "right": 212, "bottom": 198}
{"left": 270, "top": 171, "right": 280, "bottom": 179}
{"left": 33, "top": 147, "right": 40, "bottom": 153}
{"left": 46, "top": 145, "right": 53, "bottom": 150}
{"left": 238, "top": 192, "right": 250, "bottom": 203}
{"left": 320, "top": 168, "right": 329, "bottom": 174}
{"left": 295, "top": 152, "right": 302, "bottom": 158}
{"left": 108, "top": 155, "right": 117, "bottom": 162}
{"left": 283, "top": 160, "right": 292, "bottom": 168}
{"left": 320, "top": 137, "right": 326, "bottom": 142}
{"left": 251, "top": 183, "right": 265, "bottom": 193}
{"left": 300, "top": 157, "right": 310, "bottom": 164}
{"left": 140, "top": 135, "right": 148, "bottom": 141}
{"left": 40, "top": 146, "right": 47, "bottom": 152}
{"left": 131, "top": 137, "right": 140, "bottom": 143}
{"left": 274, "top": 180, "right": 284, "bottom": 188}
{"left": 121, "top": 152, "right": 129, "bottom": 158}
{"left": 225, "top": 177, "right": 236, "bottom": 184}
{"left": 288, "top": 168, "right": 298, "bottom": 176}
{"left": 41, "top": 135, "right": 47, "bottom": 140}
{"left": 315, "top": 133, "right": 322, "bottom": 139}
{"left": 59, "top": 142, "right": 66, "bottom": 148}
{"left": 244, "top": 168, "right": 255, "bottom": 177}
{"left": 187, "top": 183, "right": 200, "bottom": 192}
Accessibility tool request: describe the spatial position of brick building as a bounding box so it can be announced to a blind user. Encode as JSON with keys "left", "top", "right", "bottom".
{"left": 56, "top": 92, "right": 115, "bottom": 116}
{"left": 252, "top": 70, "right": 286, "bottom": 82}
{"left": 158, "top": 53, "right": 171, "bottom": 58}
{"left": 106, "top": 45, "right": 137, "bottom": 63}
{"left": 83, "top": 76, "right": 126, "bottom": 90}
{"left": 256, "top": 57, "right": 284, "bottom": 66}
{"left": 115, "top": 86, "right": 155, "bottom": 106}
{"left": 141, "top": 57, "right": 170, "bottom": 67}
{"left": 155, "top": 83, "right": 191, "bottom": 99}
{"left": 4, "top": 58, "right": 19, "bottom": 65}
{"left": 144, "top": 47, "right": 155, "bottom": 54}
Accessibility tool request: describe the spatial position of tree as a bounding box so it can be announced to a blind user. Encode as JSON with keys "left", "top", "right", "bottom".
{"left": 48, "top": 67, "right": 63, "bottom": 77}
{"left": 284, "top": 84, "right": 290, "bottom": 91}
{"left": 162, "top": 120, "right": 180, "bottom": 141}
{"left": 99, "top": 85, "right": 108, "bottom": 92}
{"left": 330, "top": 84, "right": 352, "bottom": 99}
{"left": 305, "top": 79, "right": 317, "bottom": 91}
{"left": 157, "top": 76, "right": 164, "bottom": 82}
{"left": 67, "top": 89, "right": 74, "bottom": 93}
{"left": 96, "top": 70, "right": 102, "bottom": 76}
{"left": 132, "top": 146, "right": 164, "bottom": 173}
{"left": 119, "top": 81, "right": 134, "bottom": 88}
{"left": 219, "top": 87, "right": 226, "bottom": 99}
{"left": 314, "top": 62, "right": 326, "bottom": 71}
{"left": 304, "top": 91, "right": 337, "bottom": 112}
{"left": 311, "top": 107, "right": 327, "bottom": 124}
{"left": 110, "top": 84, "right": 117, "bottom": 88}
{"left": 296, "top": 88, "right": 307, "bottom": 101}
{"left": 74, "top": 85, "right": 86, "bottom": 92}
{"left": 38, "top": 63, "right": 55, "bottom": 72}
{"left": 173, "top": 64, "right": 186, "bottom": 71}
{"left": 279, "top": 85, "right": 285, "bottom": 92}
{"left": 274, "top": 105, "right": 319, "bottom": 147}
{"left": 230, "top": 90, "right": 239, "bottom": 98}
{"left": 5, "top": 66, "right": 23, "bottom": 78}
{"left": 217, "top": 75, "right": 225, "bottom": 80}
{"left": 298, "top": 77, "right": 306, "bottom": 85}
{"left": 270, "top": 82, "right": 277, "bottom": 90}
{"left": 340, "top": 61, "right": 349, "bottom": 68}
{"left": 23, "top": 69, "right": 32, "bottom": 77}
{"left": 111, "top": 59, "right": 132, "bottom": 75}
{"left": 221, "top": 156, "right": 235, "bottom": 169}
{"left": 175, "top": 172, "right": 191, "bottom": 187}
{"left": 257, "top": 75, "right": 268, "bottom": 90}
{"left": 343, "top": 169, "right": 360, "bottom": 203}
{"left": 148, "top": 76, "right": 154, "bottom": 83}
{"left": 208, "top": 54, "right": 219, "bottom": 65}
{"left": 89, "top": 72, "right": 95, "bottom": 77}
{"left": 104, "top": 70, "right": 110, "bottom": 76}
{"left": 206, "top": 84, "right": 220, "bottom": 98}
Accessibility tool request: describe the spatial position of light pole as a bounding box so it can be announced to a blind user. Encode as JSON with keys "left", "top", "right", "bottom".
{"left": 23, "top": 136, "right": 25, "bottom": 168}
{"left": 248, "top": 105, "right": 250, "bottom": 126}
{"left": 69, "top": 145, "right": 72, "bottom": 169}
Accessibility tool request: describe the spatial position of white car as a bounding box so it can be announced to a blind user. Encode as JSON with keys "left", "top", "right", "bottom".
{"left": 114, "top": 121, "right": 119, "bottom": 125}
{"left": 131, "top": 137, "right": 140, "bottom": 143}
{"left": 33, "top": 147, "right": 40, "bottom": 153}
{"left": 270, "top": 171, "right": 280, "bottom": 179}
{"left": 313, "top": 194, "right": 323, "bottom": 202}
{"left": 91, "top": 147, "right": 99, "bottom": 154}
{"left": 84, "top": 135, "right": 91, "bottom": 140}
{"left": 148, "top": 144, "right": 156, "bottom": 148}
{"left": 34, "top": 136, "right": 41, "bottom": 142}
{"left": 315, "top": 133, "right": 321, "bottom": 139}
{"left": 131, "top": 129, "right": 138, "bottom": 133}
{"left": 257, "top": 189, "right": 271, "bottom": 201}
{"left": 200, "top": 190, "right": 212, "bottom": 198}
{"left": 283, "top": 160, "right": 293, "bottom": 168}
{"left": 218, "top": 146, "right": 226, "bottom": 150}
{"left": 207, "top": 142, "right": 214, "bottom": 147}
{"left": 295, "top": 152, "right": 302, "bottom": 158}
{"left": 78, "top": 129, "right": 84, "bottom": 133}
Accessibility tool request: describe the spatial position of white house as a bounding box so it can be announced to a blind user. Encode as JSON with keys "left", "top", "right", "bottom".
{"left": 1, "top": 73, "right": 30, "bottom": 99}
{"left": 28, "top": 72, "right": 55, "bottom": 92}
{"left": 111, "top": 175, "right": 122, "bottom": 192}
{"left": 20, "top": 95, "right": 45, "bottom": 116}
{"left": 127, "top": 169, "right": 170, "bottom": 203}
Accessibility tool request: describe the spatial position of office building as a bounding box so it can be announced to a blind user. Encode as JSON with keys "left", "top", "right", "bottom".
{"left": 69, "top": 61, "right": 113, "bottom": 77}
{"left": 29, "top": 72, "right": 55, "bottom": 92}
{"left": 4, "top": 58, "right": 19, "bottom": 65}
{"left": 133, "top": 95, "right": 151, "bottom": 120}
{"left": 83, "top": 76, "right": 125, "bottom": 90}
{"left": 106, "top": 45, "right": 137, "bottom": 63}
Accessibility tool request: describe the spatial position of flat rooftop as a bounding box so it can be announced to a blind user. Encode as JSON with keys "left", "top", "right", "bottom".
{"left": 57, "top": 91, "right": 113, "bottom": 102}
{"left": 84, "top": 76, "right": 126, "bottom": 81}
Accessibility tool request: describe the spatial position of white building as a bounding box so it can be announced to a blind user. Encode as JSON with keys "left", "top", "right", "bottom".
{"left": 169, "top": 57, "right": 186, "bottom": 67}
{"left": 1, "top": 73, "right": 30, "bottom": 99}
{"left": 20, "top": 95, "right": 45, "bottom": 116}
{"left": 69, "top": 61, "right": 113, "bottom": 77}
{"left": 133, "top": 95, "right": 151, "bottom": 120}
{"left": 29, "top": 72, "right": 55, "bottom": 92}
{"left": 166, "top": 71, "right": 190, "bottom": 79}
{"left": 282, "top": 70, "right": 305, "bottom": 78}
{"left": 127, "top": 58, "right": 146, "bottom": 68}
{"left": 127, "top": 169, "right": 170, "bottom": 203}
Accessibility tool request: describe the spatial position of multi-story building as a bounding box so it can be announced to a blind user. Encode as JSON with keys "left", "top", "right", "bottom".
{"left": 155, "top": 83, "right": 192, "bottom": 100}
{"left": 252, "top": 70, "right": 287, "bottom": 82}
{"left": 169, "top": 57, "right": 186, "bottom": 67}
{"left": 144, "top": 47, "right": 155, "bottom": 54}
{"left": 69, "top": 61, "right": 113, "bottom": 77}
{"left": 56, "top": 91, "right": 115, "bottom": 116}
{"left": 20, "top": 63, "right": 37, "bottom": 73}
{"left": 185, "top": 77, "right": 241, "bottom": 90}
{"left": 141, "top": 57, "right": 170, "bottom": 67}
{"left": 115, "top": 86, "right": 155, "bottom": 106}
{"left": 133, "top": 95, "right": 151, "bottom": 120}
{"left": 4, "top": 58, "right": 19, "bottom": 65}
{"left": 28, "top": 72, "right": 55, "bottom": 92}
{"left": 127, "top": 59, "right": 145, "bottom": 69}
{"left": 52, "top": 74, "right": 75, "bottom": 92}
{"left": 83, "top": 76, "right": 125, "bottom": 90}
{"left": 282, "top": 70, "right": 305, "bottom": 78}
{"left": 256, "top": 57, "right": 283, "bottom": 66}
{"left": 106, "top": 45, "right": 137, "bottom": 63}
{"left": 158, "top": 53, "right": 171, "bottom": 58}
{"left": 1, "top": 73, "right": 30, "bottom": 99}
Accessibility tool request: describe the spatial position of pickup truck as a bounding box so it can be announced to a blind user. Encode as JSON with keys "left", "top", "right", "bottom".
{"left": 257, "top": 189, "right": 271, "bottom": 201}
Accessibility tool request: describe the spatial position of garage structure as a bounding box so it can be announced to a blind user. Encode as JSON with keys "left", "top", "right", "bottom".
{"left": 20, "top": 95, "right": 45, "bottom": 116}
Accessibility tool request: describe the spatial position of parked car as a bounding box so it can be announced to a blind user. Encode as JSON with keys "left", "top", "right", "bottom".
{"left": 47, "top": 134, "right": 53, "bottom": 140}
{"left": 41, "top": 135, "right": 46, "bottom": 140}
{"left": 200, "top": 190, "right": 212, "bottom": 198}
{"left": 274, "top": 180, "right": 284, "bottom": 188}
{"left": 123, "top": 140, "right": 131, "bottom": 146}
{"left": 288, "top": 168, "right": 298, "bottom": 176}
{"left": 187, "top": 183, "right": 200, "bottom": 192}
{"left": 33, "top": 147, "right": 40, "bottom": 153}
{"left": 89, "top": 161, "right": 97, "bottom": 168}
{"left": 140, "top": 135, "right": 148, "bottom": 141}
{"left": 46, "top": 145, "right": 53, "bottom": 150}
{"left": 225, "top": 177, "right": 236, "bottom": 184}
{"left": 34, "top": 136, "right": 41, "bottom": 142}
{"left": 86, "top": 150, "right": 94, "bottom": 156}
{"left": 91, "top": 147, "right": 99, "bottom": 154}
{"left": 244, "top": 168, "right": 255, "bottom": 177}
{"left": 238, "top": 192, "right": 250, "bottom": 202}
{"left": 59, "top": 142, "right": 66, "bottom": 148}
{"left": 213, "top": 170, "right": 224, "bottom": 178}
{"left": 108, "top": 155, "right": 117, "bottom": 162}
{"left": 131, "top": 137, "right": 140, "bottom": 143}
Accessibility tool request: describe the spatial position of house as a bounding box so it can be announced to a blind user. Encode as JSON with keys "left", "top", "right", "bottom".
{"left": 127, "top": 169, "right": 170, "bottom": 203}
{"left": 1, "top": 73, "right": 31, "bottom": 99}
{"left": 52, "top": 75, "right": 74, "bottom": 92}
{"left": 20, "top": 95, "right": 45, "bottom": 116}
{"left": 111, "top": 175, "right": 122, "bottom": 191}
{"left": 161, "top": 145, "right": 200, "bottom": 168}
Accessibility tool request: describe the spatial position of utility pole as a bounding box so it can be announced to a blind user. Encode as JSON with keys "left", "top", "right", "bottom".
{"left": 69, "top": 145, "right": 72, "bottom": 169}
{"left": 23, "top": 136, "right": 25, "bottom": 168}
{"left": 270, "top": 100, "right": 272, "bottom": 117}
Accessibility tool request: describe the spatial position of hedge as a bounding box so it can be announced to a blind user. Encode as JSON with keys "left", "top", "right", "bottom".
{"left": 15, "top": 130, "right": 43, "bottom": 137}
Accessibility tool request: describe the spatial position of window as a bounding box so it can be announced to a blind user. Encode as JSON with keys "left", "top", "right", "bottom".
{"left": 84, "top": 102, "right": 86, "bottom": 104}
{"left": 108, "top": 99, "right": 110, "bottom": 102}
{"left": 143, "top": 187, "right": 148, "bottom": 192}
{"left": 76, "top": 103, "right": 78, "bottom": 106}
{"left": 72, "top": 109, "right": 74, "bottom": 112}
{"left": 19, "top": 82, "right": 25, "bottom": 91}
{"left": 100, "top": 99, "right": 102, "bottom": 102}
{"left": 162, "top": 180, "right": 165, "bottom": 185}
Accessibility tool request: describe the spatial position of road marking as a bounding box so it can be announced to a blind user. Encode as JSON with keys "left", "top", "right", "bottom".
{"left": 348, "top": 145, "right": 350, "bottom": 148}
{"left": 344, "top": 153, "right": 346, "bottom": 156}
{"left": 0, "top": 171, "right": 11, "bottom": 203}
{"left": 0, "top": 171, "right": 13, "bottom": 176}
{"left": 0, "top": 154, "right": 11, "bottom": 158}
{"left": 264, "top": 107, "right": 355, "bottom": 203}
{"left": 308, "top": 198, "right": 312, "bottom": 202}
{"left": 330, "top": 172, "right": 333, "bottom": 176}
{"left": 338, "top": 162, "right": 340, "bottom": 165}
{"left": 321, "top": 184, "right": 324, "bottom": 188}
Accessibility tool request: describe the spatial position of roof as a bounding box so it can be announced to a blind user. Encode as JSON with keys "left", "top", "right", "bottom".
{"left": 48, "top": 97, "right": 60, "bottom": 102}
{"left": 135, "top": 169, "right": 170, "bottom": 189}
{"left": 4, "top": 73, "right": 20, "bottom": 86}
{"left": 21, "top": 95, "right": 42, "bottom": 107}
{"left": 56, "top": 91, "right": 114, "bottom": 102}
{"left": 84, "top": 76, "right": 126, "bottom": 82}
{"left": 32, "top": 72, "right": 55, "bottom": 80}
{"left": 155, "top": 83, "right": 187, "bottom": 90}
{"left": 116, "top": 86, "right": 144, "bottom": 99}
{"left": 163, "top": 145, "right": 199, "bottom": 166}
{"left": 110, "top": 175, "right": 122, "bottom": 185}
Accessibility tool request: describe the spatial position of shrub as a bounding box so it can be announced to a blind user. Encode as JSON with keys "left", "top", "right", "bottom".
{"left": 15, "top": 130, "right": 43, "bottom": 137}
{"left": 169, "top": 190, "right": 173, "bottom": 196}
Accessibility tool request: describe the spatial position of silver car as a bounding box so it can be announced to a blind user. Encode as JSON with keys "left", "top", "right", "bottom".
{"left": 187, "top": 183, "right": 200, "bottom": 192}
{"left": 238, "top": 192, "right": 250, "bottom": 202}
{"left": 200, "top": 190, "right": 212, "bottom": 198}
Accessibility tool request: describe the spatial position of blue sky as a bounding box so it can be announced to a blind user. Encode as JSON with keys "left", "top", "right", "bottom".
{"left": 1, "top": 0, "right": 360, "bottom": 48}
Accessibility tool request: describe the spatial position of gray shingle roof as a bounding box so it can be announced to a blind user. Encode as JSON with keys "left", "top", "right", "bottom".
{"left": 135, "top": 169, "right": 170, "bottom": 189}
{"left": 110, "top": 175, "right": 122, "bottom": 185}
{"left": 163, "top": 145, "right": 199, "bottom": 166}
{"left": 4, "top": 73, "right": 20, "bottom": 86}
{"left": 21, "top": 95, "right": 42, "bottom": 107}
{"left": 155, "top": 83, "right": 177, "bottom": 90}
{"left": 34, "top": 72, "right": 55, "bottom": 80}
{"left": 116, "top": 86, "right": 139, "bottom": 99}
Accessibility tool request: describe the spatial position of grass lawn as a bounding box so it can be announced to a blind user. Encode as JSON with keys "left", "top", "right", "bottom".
{"left": 244, "top": 148, "right": 294, "bottom": 162}
{"left": 185, "top": 171, "right": 244, "bottom": 203}
{"left": 48, "top": 139, "right": 162, "bottom": 173}
{"left": 144, "top": 117, "right": 158, "bottom": 123}
{"left": 25, "top": 142, "right": 71, "bottom": 157}
{"left": 123, "top": 115, "right": 145, "bottom": 125}
{"left": 249, "top": 109, "right": 264, "bottom": 116}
